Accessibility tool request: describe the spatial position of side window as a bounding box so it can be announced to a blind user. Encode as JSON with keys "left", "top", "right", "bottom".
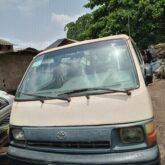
{"left": 131, "top": 42, "right": 146, "bottom": 77}
{"left": 132, "top": 42, "right": 144, "bottom": 65}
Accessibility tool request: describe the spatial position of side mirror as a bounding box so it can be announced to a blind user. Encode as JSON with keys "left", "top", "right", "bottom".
{"left": 144, "top": 64, "right": 153, "bottom": 85}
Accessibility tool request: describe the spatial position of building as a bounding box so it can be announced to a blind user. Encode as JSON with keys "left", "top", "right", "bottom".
{"left": 0, "top": 38, "right": 76, "bottom": 94}
{"left": 45, "top": 38, "right": 77, "bottom": 50}
{"left": 0, "top": 44, "right": 39, "bottom": 94}
{"left": 0, "top": 38, "right": 13, "bottom": 53}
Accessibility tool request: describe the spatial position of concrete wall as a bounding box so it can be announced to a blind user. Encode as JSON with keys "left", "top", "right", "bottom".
{"left": 0, "top": 53, "right": 35, "bottom": 94}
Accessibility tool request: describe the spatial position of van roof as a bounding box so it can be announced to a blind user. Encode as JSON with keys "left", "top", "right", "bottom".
{"left": 38, "top": 34, "right": 130, "bottom": 57}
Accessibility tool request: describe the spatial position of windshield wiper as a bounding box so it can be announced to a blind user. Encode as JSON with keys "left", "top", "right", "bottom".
{"left": 59, "top": 87, "right": 132, "bottom": 96}
{"left": 17, "top": 92, "right": 71, "bottom": 102}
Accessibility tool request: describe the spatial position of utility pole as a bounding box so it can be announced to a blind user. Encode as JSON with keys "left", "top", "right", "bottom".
{"left": 128, "top": 15, "right": 131, "bottom": 36}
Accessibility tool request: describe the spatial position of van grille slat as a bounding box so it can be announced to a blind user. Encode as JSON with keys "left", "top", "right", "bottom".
{"left": 27, "top": 141, "right": 110, "bottom": 149}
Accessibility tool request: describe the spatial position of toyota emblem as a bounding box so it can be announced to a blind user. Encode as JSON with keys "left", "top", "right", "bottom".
{"left": 56, "top": 131, "right": 66, "bottom": 140}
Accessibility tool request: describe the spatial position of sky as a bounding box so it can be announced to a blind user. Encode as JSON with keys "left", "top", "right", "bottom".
{"left": 0, "top": 0, "right": 90, "bottom": 50}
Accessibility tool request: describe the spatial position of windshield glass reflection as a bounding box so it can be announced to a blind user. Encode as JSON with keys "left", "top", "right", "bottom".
{"left": 16, "top": 39, "right": 138, "bottom": 100}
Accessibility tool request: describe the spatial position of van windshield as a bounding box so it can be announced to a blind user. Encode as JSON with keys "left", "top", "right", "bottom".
{"left": 16, "top": 39, "right": 139, "bottom": 100}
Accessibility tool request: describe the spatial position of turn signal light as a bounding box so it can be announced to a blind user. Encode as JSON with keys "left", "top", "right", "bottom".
{"left": 145, "top": 121, "right": 157, "bottom": 147}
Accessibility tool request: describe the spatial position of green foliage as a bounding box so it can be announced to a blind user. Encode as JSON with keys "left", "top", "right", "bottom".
{"left": 65, "top": 14, "right": 92, "bottom": 41}
{"left": 66, "top": 0, "right": 165, "bottom": 49}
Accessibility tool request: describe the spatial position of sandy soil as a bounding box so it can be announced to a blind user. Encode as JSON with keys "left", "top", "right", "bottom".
{"left": 148, "top": 80, "right": 165, "bottom": 164}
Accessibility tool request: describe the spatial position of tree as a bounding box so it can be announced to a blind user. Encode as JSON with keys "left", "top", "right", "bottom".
{"left": 66, "top": 0, "right": 165, "bottom": 49}
{"left": 65, "top": 14, "right": 93, "bottom": 41}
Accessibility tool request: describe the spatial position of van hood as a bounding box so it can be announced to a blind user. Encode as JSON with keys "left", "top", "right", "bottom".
{"left": 10, "top": 88, "right": 153, "bottom": 126}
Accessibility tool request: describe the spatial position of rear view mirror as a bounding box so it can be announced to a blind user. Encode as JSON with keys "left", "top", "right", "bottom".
{"left": 144, "top": 64, "right": 153, "bottom": 85}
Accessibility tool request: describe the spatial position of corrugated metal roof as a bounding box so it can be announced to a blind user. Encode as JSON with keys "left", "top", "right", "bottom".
{"left": 0, "top": 38, "right": 13, "bottom": 46}
{"left": 45, "top": 38, "right": 77, "bottom": 50}
{"left": 0, "top": 47, "right": 39, "bottom": 55}
{"left": 154, "top": 43, "right": 165, "bottom": 49}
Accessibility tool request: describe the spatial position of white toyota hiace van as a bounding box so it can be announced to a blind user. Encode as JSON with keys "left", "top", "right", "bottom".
{"left": 8, "top": 35, "right": 160, "bottom": 164}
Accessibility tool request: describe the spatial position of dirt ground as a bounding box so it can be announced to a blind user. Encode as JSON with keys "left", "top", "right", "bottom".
{"left": 0, "top": 80, "right": 165, "bottom": 164}
{"left": 148, "top": 80, "right": 165, "bottom": 164}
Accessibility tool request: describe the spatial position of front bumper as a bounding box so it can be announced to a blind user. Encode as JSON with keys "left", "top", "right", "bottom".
{"left": 8, "top": 145, "right": 160, "bottom": 165}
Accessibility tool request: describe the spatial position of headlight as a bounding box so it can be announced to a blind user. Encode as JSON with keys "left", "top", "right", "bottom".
{"left": 12, "top": 129, "right": 25, "bottom": 141}
{"left": 120, "top": 126, "right": 144, "bottom": 144}
{"left": 0, "top": 97, "right": 9, "bottom": 110}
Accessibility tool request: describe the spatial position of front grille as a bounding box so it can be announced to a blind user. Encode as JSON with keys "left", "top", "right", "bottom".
{"left": 0, "top": 130, "right": 7, "bottom": 139}
{"left": 27, "top": 141, "right": 110, "bottom": 149}
{"left": 0, "top": 114, "right": 9, "bottom": 144}
{"left": 0, "top": 115, "right": 10, "bottom": 126}
{"left": 22, "top": 126, "right": 112, "bottom": 153}
{"left": 0, "top": 128, "right": 8, "bottom": 144}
